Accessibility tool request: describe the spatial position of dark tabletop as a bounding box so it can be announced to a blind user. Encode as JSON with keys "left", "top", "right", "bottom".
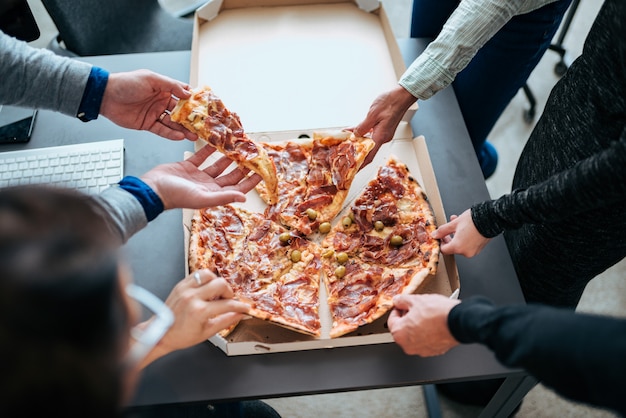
{"left": 7, "top": 40, "right": 525, "bottom": 408}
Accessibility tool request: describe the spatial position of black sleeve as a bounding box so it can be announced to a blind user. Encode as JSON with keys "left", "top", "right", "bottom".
{"left": 470, "top": 130, "right": 626, "bottom": 238}
{"left": 448, "top": 296, "right": 626, "bottom": 415}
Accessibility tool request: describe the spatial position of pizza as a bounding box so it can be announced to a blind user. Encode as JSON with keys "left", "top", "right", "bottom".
{"left": 256, "top": 130, "right": 375, "bottom": 235}
{"left": 321, "top": 157, "right": 440, "bottom": 337}
{"left": 188, "top": 204, "right": 323, "bottom": 336}
{"left": 171, "top": 86, "right": 279, "bottom": 204}
{"left": 187, "top": 154, "right": 440, "bottom": 339}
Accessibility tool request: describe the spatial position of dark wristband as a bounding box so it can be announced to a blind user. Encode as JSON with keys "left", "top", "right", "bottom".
{"left": 118, "top": 176, "right": 164, "bottom": 222}
{"left": 77, "top": 66, "right": 109, "bottom": 122}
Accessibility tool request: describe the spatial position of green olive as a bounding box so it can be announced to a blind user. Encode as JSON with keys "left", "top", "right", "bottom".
{"left": 322, "top": 249, "right": 335, "bottom": 258}
{"left": 318, "top": 222, "right": 332, "bottom": 234}
{"left": 336, "top": 252, "right": 349, "bottom": 264}
{"left": 291, "top": 250, "right": 302, "bottom": 263}
{"left": 305, "top": 208, "right": 318, "bottom": 220}
{"left": 390, "top": 235, "right": 404, "bottom": 247}
{"left": 341, "top": 216, "right": 352, "bottom": 228}
{"left": 279, "top": 232, "right": 291, "bottom": 244}
{"left": 348, "top": 212, "right": 355, "bottom": 221}
{"left": 335, "top": 265, "right": 346, "bottom": 279}
{"left": 374, "top": 220, "right": 384, "bottom": 231}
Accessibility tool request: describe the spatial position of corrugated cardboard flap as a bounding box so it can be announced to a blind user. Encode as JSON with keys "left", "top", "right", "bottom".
{"left": 197, "top": 0, "right": 381, "bottom": 21}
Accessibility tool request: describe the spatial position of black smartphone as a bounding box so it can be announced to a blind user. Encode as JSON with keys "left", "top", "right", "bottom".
{"left": 0, "top": 106, "right": 37, "bottom": 144}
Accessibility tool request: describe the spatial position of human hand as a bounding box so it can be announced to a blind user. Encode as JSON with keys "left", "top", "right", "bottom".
{"left": 387, "top": 293, "right": 460, "bottom": 356}
{"left": 99, "top": 69, "right": 198, "bottom": 141}
{"left": 140, "top": 144, "right": 262, "bottom": 210}
{"left": 431, "top": 209, "right": 491, "bottom": 257}
{"left": 353, "top": 85, "right": 417, "bottom": 166}
{"left": 138, "top": 269, "right": 250, "bottom": 368}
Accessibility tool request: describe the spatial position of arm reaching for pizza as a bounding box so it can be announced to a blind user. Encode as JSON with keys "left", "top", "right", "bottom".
{"left": 431, "top": 210, "right": 492, "bottom": 257}
{"left": 353, "top": 86, "right": 417, "bottom": 166}
{"left": 137, "top": 269, "right": 250, "bottom": 369}
{"left": 140, "top": 143, "right": 262, "bottom": 210}
{"left": 100, "top": 69, "right": 199, "bottom": 141}
{"left": 387, "top": 293, "right": 460, "bottom": 356}
{"left": 95, "top": 144, "right": 261, "bottom": 244}
{"left": 0, "top": 32, "right": 197, "bottom": 141}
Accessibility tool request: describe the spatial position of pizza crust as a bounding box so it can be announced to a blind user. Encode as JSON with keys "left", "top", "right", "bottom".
{"left": 171, "top": 87, "right": 279, "bottom": 204}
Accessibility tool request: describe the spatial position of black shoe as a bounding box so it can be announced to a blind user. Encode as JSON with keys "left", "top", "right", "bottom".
{"left": 478, "top": 141, "right": 498, "bottom": 179}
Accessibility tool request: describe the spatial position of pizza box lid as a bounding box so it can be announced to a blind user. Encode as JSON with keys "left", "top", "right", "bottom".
{"left": 182, "top": 123, "right": 460, "bottom": 355}
{"left": 188, "top": 0, "right": 416, "bottom": 134}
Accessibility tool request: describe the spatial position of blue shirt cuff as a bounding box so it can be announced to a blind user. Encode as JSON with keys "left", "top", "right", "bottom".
{"left": 118, "top": 176, "right": 164, "bottom": 222}
{"left": 77, "top": 66, "right": 109, "bottom": 122}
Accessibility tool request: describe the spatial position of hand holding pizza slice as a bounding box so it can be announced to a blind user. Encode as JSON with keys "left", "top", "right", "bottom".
{"left": 171, "top": 86, "right": 279, "bottom": 204}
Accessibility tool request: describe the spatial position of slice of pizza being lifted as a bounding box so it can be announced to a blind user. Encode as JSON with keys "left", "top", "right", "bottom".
{"left": 320, "top": 157, "right": 440, "bottom": 338}
{"left": 188, "top": 204, "right": 323, "bottom": 337}
{"left": 256, "top": 130, "right": 375, "bottom": 235}
{"left": 171, "top": 86, "right": 279, "bottom": 204}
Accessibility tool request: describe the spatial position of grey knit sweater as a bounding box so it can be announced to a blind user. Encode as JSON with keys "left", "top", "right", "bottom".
{"left": 471, "top": 0, "right": 626, "bottom": 308}
{"left": 0, "top": 31, "right": 148, "bottom": 243}
{"left": 0, "top": 31, "right": 90, "bottom": 116}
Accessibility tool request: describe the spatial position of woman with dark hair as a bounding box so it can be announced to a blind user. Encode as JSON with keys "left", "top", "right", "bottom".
{"left": 0, "top": 186, "right": 136, "bottom": 417}
{"left": 0, "top": 145, "right": 281, "bottom": 418}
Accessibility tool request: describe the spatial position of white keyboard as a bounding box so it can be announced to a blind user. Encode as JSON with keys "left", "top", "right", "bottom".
{"left": 0, "top": 139, "right": 124, "bottom": 194}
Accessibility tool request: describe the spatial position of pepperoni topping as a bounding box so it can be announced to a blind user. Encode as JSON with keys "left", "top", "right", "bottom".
{"left": 193, "top": 90, "right": 261, "bottom": 162}
{"left": 247, "top": 220, "right": 272, "bottom": 241}
{"left": 297, "top": 189, "right": 335, "bottom": 213}
{"left": 330, "top": 142, "right": 357, "bottom": 189}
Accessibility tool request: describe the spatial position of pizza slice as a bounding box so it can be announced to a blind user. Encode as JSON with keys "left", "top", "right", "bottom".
{"left": 171, "top": 86, "right": 279, "bottom": 204}
{"left": 257, "top": 138, "right": 312, "bottom": 233}
{"left": 256, "top": 130, "right": 375, "bottom": 235}
{"left": 320, "top": 157, "right": 440, "bottom": 338}
{"left": 188, "top": 204, "right": 322, "bottom": 337}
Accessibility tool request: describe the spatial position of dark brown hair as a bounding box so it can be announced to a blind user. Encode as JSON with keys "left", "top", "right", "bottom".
{"left": 0, "top": 186, "right": 129, "bottom": 417}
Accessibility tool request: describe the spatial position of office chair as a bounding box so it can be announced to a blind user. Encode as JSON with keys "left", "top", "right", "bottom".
{"left": 522, "top": 0, "right": 580, "bottom": 123}
{"left": 41, "top": 0, "right": 194, "bottom": 56}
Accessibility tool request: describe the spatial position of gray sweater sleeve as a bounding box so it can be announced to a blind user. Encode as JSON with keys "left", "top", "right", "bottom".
{"left": 94, "top": 186, "right": 148, "bottom": 244}
{"left": 0, "top": 31, "right": 91, "bottom": 116}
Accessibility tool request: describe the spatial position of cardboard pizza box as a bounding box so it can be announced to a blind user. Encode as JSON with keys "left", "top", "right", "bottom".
{"left": 182, "top": 0, "right": 460, "bottom": 355}
{"left": 182, "top": 123, "right": 460, "bottom": 355}
{"left": 188, "top": 0, "right": 416, "bottom": 133}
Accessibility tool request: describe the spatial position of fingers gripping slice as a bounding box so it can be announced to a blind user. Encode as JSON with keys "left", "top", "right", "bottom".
{"left": 171, "top": 86, "right": 278, "bottom": 204}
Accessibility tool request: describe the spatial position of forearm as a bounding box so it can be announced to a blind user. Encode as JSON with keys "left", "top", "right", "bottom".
{"left": 449, "top": 297, "right": 626, "bottom": 415}
{"left": 399, "top": 0, "right": 557, "bottom": 100}
{"left": 94, "top": 186, "right": 149, "bottom": 244}
{"left": 0, "top": 31, "right": 93, "bottom": 115}
{"left": 471, "top": 135, "right": 626, "bottom": 237}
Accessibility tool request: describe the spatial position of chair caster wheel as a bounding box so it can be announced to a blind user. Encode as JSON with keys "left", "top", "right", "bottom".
{"left": 523, "top": 108, "right": 535, "bottom": 124}
{"left": 554, "top": 61, "right": 568, "bottom": 77}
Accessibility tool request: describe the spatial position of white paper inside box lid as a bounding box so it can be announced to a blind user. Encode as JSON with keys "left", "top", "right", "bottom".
{"left": 193, "top": 2, "right": 399, "bottom": 133}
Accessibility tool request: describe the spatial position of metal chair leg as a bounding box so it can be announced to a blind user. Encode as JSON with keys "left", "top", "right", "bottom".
{"left": 522, "top": 84, "right": 537, "bottom": 123}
